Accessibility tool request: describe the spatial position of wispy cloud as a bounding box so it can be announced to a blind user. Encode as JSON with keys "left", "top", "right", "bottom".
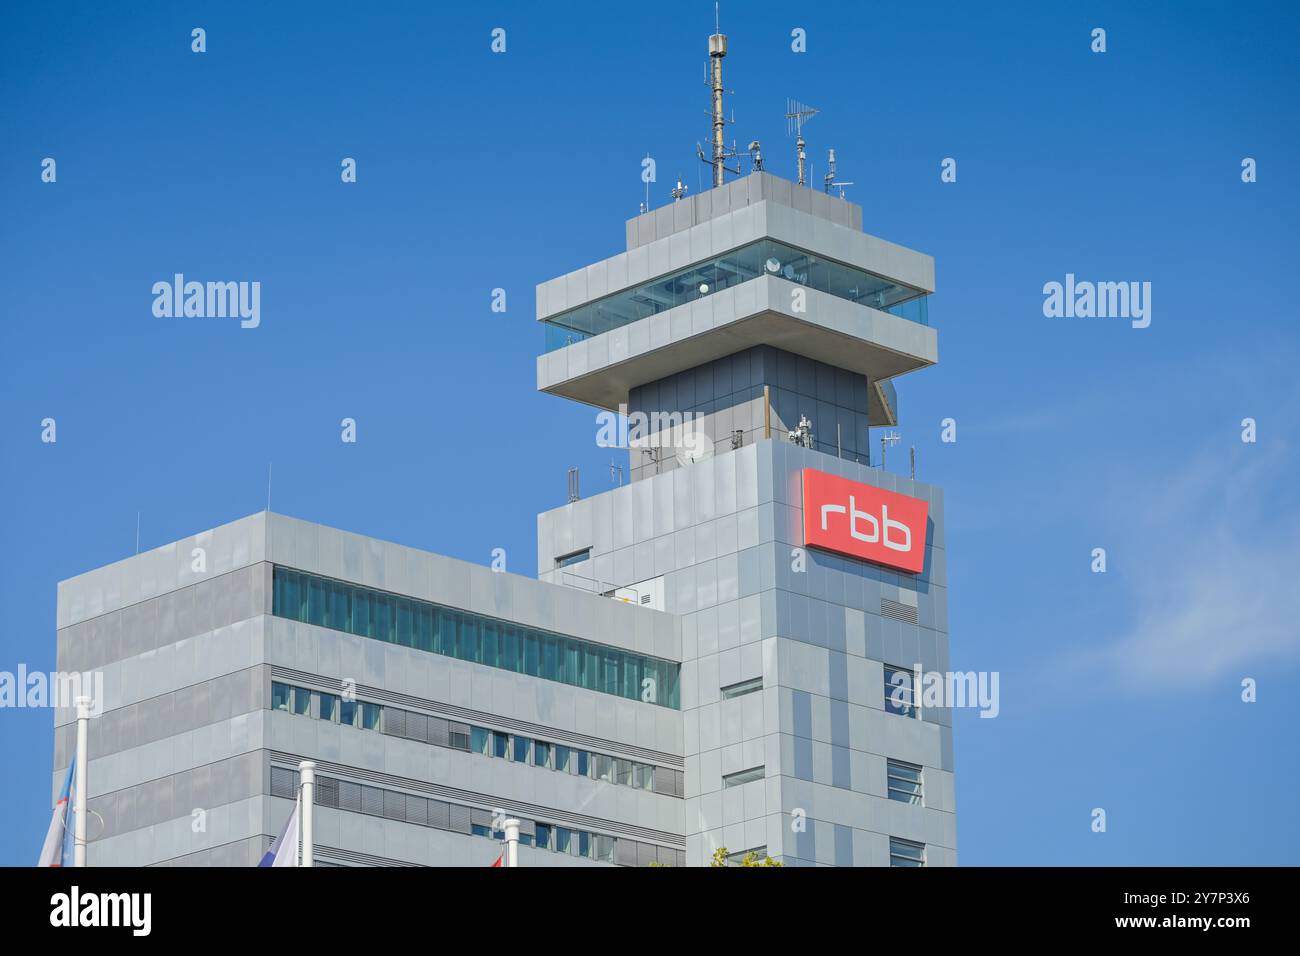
{"left": 1050, "top": 435, "right": 1300, "bottom": 693}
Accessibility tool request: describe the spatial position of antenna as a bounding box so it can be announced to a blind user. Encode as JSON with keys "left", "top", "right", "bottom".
{"left": 671, "top": 177, "right": 688, "bottom": 201}
{"left": 747, "top": 140, "right": 763, "bottom": 172}
{"left": 696, "top": 18, "right": 741, "bottom": 188}
{"left": 880, "top": 430, "right": 901, "bottom": 470}
{"left": 824, "top": 148, "right": 855, "bottom": 199}
{"left": 785, "top": 99, "right": 819, "bottom": 187}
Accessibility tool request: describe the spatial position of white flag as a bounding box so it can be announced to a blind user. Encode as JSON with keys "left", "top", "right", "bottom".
{"left": 258, "top": 795, "right": 300, "bottom": 867}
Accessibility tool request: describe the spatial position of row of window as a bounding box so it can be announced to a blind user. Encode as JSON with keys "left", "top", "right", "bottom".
{"left": 275, "top": 674, "right": 922, "bottom": 808}
{"left": 271, "top": 680, "right": 686, "bottom": 797}
{"left": 269, "top": 766, "right": 684, "bottom": 868}
{"left": 272, "top": 566, "right": 680, "bottom": 709}
{"left": 542, "top": 237, "right": 930, "bottom": 351}
{"left": 272, "top": 682, "right": 381, "bottom": 729}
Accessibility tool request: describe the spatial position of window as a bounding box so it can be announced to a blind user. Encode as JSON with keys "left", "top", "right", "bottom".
{"left": 577, "top": 750, "right": 590, "bottom": 777}
{"left": 722, "top": 766, "right": 765, "bottom": 788}
{"left": 492, "top": 731, "right": 509, "bottom": 759}
{"left": 339, "top": 699, "right": 359, "bottom": 728}
{"left": 884, "top": 665, "right": 918, "bottom": 718}
{"left": 555, "top": 827, "right": 573, "bottom": 854}
{"left": 554, "top": 745, "right": 571, "bottom": 773}
{"left": 633, "top": 764, "right": 653, "bottom": 791}
{"left": 721, "top": 677, "right": 764, "bottom": 700}
{"left": 361, "top": 702, "right": 382, "bottom": 731}
{"left": 614, "top": 759, "right": 633, "bottom": 786}
{"left": 555, "top": 548, "right": 591, "bottom": 568}
{"left": 887, "top": 759, "right": 923, "bottom": 806}
{"left": 318, "top": 693, "right": 338, "bottom": 723}
{"left": 272, "top": 566, "right": 679, "bottom": 709}
{"left": 292, "top": 687, "right": 312, "bottom": 716}
{"left": 726, "top": 846, "right": 769, "bottom": 866}
{"left": 271, "top": 682, "right": 291, "bottom": 712}
{"left": 535, "top": 823, "right": 551, "bottom": 850}
{"left": 471, "top": 824, "right": 492, "bottom": 838}
{"left": 512, "top": 736, "right": 531, "bottom": 764}
{"left": 448, "top": 724, "right": 470, "bottom": 751}
{"left": 533, "top": 741, "right": 551, "bottom": 770}
{"left": 578, "top": 831, "right": 591, "bottom": 859}
{"left": 471, "top": 726, "right": 489, "bottom": 754}
{"left": 889, "top": 837, "right": 926, "bottom": 867}
{"left": 593, "top": 754, "right": 614, "bottom": 783}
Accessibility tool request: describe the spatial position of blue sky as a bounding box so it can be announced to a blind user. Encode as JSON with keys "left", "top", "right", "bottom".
{"left": 2, "top": 0, "right": 1298, "bottom": 865}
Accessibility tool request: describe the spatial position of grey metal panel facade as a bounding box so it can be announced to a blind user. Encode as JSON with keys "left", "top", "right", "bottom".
{"left": 53, "top": 514, "right": 686, "bottom": 867}
{"left": 538, "top": 439, "right": 956, "bottom": 867}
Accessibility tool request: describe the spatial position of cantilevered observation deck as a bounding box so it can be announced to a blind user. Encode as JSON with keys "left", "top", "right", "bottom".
{"left": 536, "top": 171, "right": 937, "bottom": 458}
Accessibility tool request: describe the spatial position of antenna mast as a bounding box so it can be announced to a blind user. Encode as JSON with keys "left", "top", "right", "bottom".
{"left": 824, "top": 148, "right": 854, "bottom": 198}
{"left": 785, "top": 99, "right": 819, "bottom": 187}
{"left": 697, "top": 9, "right": 740, "bottom": 188}
{"left": 709, "top": 30, "right": 726, "bottom": 187}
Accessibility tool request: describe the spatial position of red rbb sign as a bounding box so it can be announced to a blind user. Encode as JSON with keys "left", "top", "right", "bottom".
{"left": 801, "top": 468, "right": 929, "bottom": 574}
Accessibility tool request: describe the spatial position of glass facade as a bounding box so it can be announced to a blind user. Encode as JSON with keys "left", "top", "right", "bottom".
{"left": 543, "top": 238, "right": 929, "bottom": 351}
{"left": 271, "top": 566, "right": 679, "bottom": 709}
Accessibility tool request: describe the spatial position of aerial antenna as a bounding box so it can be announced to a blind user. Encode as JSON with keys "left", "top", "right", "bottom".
{"left": 880, "top": 430, "right": 901, "bottom": 470}
{"left": 824, "top": 148, "right": 854, "bottom": 199}
{"left": 671, "top": 177, "right": 689, "bottom": 201}
{"left": 696, "top": 14, "right": 741, "bottom": 188}
{"left": 747, "top": 140, "right": 763, "bottom": 172}
{"left": 785, "top": 99, "right": 819, "bottom": 187}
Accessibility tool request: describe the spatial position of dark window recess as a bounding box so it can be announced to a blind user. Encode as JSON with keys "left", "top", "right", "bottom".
{"left": 555, "top": 549, "right": 592, "bottom": 568}
{"left": 448, "top": 722, "right": 471, "bottom": 751}
{"left": 270, "top": 766, "right": 297, "bottom": 799}
{"left": 383, "top": 709, "right": 407, "bottom": 738}
{"left": 720, "top": 677, "right": 763, "bottom": 700}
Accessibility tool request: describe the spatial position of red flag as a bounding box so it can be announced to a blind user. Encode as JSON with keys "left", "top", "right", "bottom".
{"left": 490, "top": 852, "right": 503, "bottom": 868}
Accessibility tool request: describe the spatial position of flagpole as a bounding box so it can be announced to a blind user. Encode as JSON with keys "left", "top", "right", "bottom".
{"left": 504, "top": 818, "right": 520, "bottom": 868}
{"left": 73, "top": 696, "right": 91, "bottom": 867}
{"left": 299, "top": 760, "right": 315, "bottom": 868}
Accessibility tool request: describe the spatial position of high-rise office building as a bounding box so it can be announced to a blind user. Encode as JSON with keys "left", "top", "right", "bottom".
{"left": 51, "top": 31, "right": 954, "bottom": 867}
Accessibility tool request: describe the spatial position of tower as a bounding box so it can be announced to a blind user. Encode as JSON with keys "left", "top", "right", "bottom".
{"left": 534, "top": 37, "right": 955, "bottom": 866}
